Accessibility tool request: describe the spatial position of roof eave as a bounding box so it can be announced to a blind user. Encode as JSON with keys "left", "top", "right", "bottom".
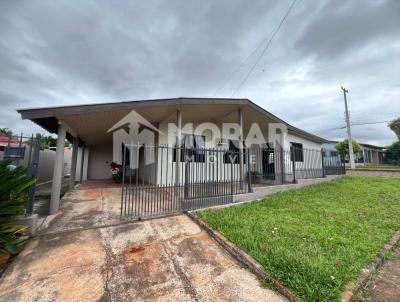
{"left": 17, "top": 97, "right": 328, "bottom": 144}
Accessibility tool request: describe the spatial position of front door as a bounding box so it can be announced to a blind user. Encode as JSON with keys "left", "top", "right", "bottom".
{"left": 262, "top": 148, "right": 275, "bottom": 180}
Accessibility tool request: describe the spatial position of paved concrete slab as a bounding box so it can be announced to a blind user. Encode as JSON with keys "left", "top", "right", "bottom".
{"left": 0, "top": 185, "right": 286, "bottom": 302}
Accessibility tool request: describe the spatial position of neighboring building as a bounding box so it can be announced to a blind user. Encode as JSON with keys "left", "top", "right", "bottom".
{"left": 322, "top": 141, "right": 339, "bottom": 159}
{"left": 0, "top": 133, "right": 26, "bottom": 158}
{"left": 323, "top": 141, "right": 385, "bottom": 165}
{"left": 358, "top": 143, "right": 385, "bottom": 165}
{"left": 18, "top": 97, "right": 343, "bottom": 215}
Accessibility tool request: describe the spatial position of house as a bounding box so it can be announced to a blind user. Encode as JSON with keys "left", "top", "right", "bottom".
{"left": 18, "top": 97, "right": 343, "bottom": 217}
{"left": 323, "top": 141, "right": 385, "bottom": 165}
{"left": 358, "top": 143, "right": 385, "bottom": 165}
{"left": 0, "top": 133, "right": 26, "bottom": 158}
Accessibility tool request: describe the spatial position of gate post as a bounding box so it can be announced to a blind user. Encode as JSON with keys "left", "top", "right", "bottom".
{"left": 279, "top": 145, "right": 285, "bottom": 184}
{"left": 230, "top": 158, "right": 234, "bottom": 194}
{"left": 321, "top": 148, "right": 326, "bottom": 178}
{"left": 291, "top": 146, "right": 296, "bottom": 183}
{"left": 184, "top": 154, "right": 189, "bottom": 200}
{"left": 120, "top": 145, "right": 127, "bottom": 218}
{"left": 27, "top": 134, "right": 41, "bottom": 216}
{"left": 247, "top": 148, "right": 253, "bottom": 193}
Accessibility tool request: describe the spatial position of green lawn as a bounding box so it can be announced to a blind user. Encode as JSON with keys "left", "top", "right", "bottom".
{"left": 195, "top": 176, "right": 400, "bottom": 302}
{"left": 354, "top": 165, "right": 400, "bottom": 171}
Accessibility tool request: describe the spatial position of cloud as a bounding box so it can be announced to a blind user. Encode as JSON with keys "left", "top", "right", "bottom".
{"left": 0, "top": 0, "right": 399, "bottom": 145}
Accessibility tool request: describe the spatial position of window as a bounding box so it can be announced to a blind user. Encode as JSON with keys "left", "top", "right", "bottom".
{"left": 223, "top": 140, "right": 246, "bottom": 164}
{"left": 121, "top": 143, "right": 130, "bottom": 165}
{"left": 290, "top": 142, "right": 303, "bottom": 162}
{"left": 173, "top": 134, "right": 205, "bottom": 162}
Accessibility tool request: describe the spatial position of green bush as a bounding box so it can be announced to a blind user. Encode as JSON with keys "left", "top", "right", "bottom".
{"left": 0, "top": 159, "right": 35, "bottom": 255}
{"left": 385, "top": 142, "right": 400, "bottom": 164}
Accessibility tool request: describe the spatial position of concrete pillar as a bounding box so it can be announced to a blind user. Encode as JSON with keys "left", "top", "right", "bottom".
{"left": 175, "top": 109, "right": 182, "bottom": 186}
{"left": 238, "top": 108, "right": 244, "bottom": 189}
{"left": 50, "top": 122, "right": 66, "bottom": 214}
{"left": 362, "top": 148, "right": 366, "bottom": 164}
{"left": 69, "top": 137, "right": 79, "bottom": 190}
{"left": 79, "top": 144, "right": 86, "bottom": 183}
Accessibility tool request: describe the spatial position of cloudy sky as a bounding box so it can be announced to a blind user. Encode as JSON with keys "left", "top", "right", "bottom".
{"left": 1, "top": 0, "right": 399, "bottom": 145}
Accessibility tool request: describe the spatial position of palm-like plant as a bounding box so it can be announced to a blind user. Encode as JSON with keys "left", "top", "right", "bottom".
{"left": 0, "top": 159, "right": 35, "bottom": 255}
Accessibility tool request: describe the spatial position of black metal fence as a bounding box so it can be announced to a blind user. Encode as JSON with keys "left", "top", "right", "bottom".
{"left": 0, "top": 133, "right": 42, "bottom": 215}
{"left": 120, "top": 144, "right": 345, "bottom": 219}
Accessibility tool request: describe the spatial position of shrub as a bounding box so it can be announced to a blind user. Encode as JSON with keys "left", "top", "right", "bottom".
{"left": 385, "top": 141, "right": 400, "bottom": 164}
{"left": 0, "top": 159, "right": 35, "bottom": 255}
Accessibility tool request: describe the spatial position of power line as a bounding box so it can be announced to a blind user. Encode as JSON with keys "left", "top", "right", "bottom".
{"left": 345, "top": 120, "right": 393, "bottom": 128}
{"left": 319, "top": 119, "right": 395, "bottom": 133}
{"left": 230, "top": 0, "right": 298, "bottom": 97}
{"left": 351, "top": 71, "right": 400, "bottom": 90}
{"left": 212, "top": 35, "right": 270, "bottom": 96}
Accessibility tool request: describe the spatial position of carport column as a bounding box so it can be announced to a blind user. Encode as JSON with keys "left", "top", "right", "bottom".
{"left": 238, "top": 108, "right": 244, "bottom": 190}
{"left": 69, "top": 136, "right": 79, "bottom": 190}
{"left": 175, "top": 109, "right": 182, "bottom": 186}
{"left": 50, "top": 121, "right": 66, "bottom": 214}
{"left": 362, "top": 148, "right": 366, "bottom": 164}
{"left": 79, "top": 144, "right": 86, "bottom": 183}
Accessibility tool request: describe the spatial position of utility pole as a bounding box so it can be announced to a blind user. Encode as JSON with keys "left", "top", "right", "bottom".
{"left": 341, "top": 86, "right": 355, "bottom": 169}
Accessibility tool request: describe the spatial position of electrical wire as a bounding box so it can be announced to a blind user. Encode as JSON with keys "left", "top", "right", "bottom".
{"left": 230, "top": 0, "right": 298, "bottom": 97}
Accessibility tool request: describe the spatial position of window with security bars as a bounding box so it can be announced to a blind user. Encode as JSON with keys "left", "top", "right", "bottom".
{"left": 173, "top": 134, "right": 205, "bottom": 162}
{"left": 223, "top": 140, "right": 246, "bottom": 164}
{"left": 290, "top": 142, "right": 304, "bottom": 162}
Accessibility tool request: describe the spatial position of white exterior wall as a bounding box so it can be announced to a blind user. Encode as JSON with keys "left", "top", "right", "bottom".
{"left": 84, "top": 121, "right": 323, "bottom": 184}
{"left": 87, "top": 144, "right": 112, "bottom": 179}
{"left": 156, "top": 122, "right": 248, "bottom": 186}
{"left": 76, "top": 146, "right": 89, "bottom": 181}
{"left": 283, "top": 133, "right": 323, "bottom": 180}
{"left": 153, "top": 123, "right": 323, "bottom": 186}
{"left": 284, "top": 133, "right": 322, "bottom": 150}
{"left": 1, "top": 147, "right": 72, "bottom": 184}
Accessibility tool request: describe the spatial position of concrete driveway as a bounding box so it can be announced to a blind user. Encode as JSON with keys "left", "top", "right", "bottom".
{"left": 0, "top": 182, "right": 285, "bottom": 302}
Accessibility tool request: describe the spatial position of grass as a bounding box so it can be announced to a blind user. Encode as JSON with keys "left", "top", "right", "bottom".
{"left": 195, "top": 175, "right": 400, "bottom": 302}
{"left": 354, "top": 165, "right": 400, "bottom": 171}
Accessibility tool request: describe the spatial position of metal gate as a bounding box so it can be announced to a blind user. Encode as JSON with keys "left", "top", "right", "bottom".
{"left": 120, "top": 144, "right": 249, "bottom": 219}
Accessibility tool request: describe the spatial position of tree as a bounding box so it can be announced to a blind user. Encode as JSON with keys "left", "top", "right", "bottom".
{"left": 335, "top": 139, "right": 361, "bottom": 156}
{"left": 385, "top": 142, "right": 400, "bottom": 164}
{"left": 0, "top": 128, "right": 12, "bottom": 137}
{"left": 41, "top": 136, "right": 57, "bottom": 150}
{"left": 388, "top": 118, "right": 400, "bottom": 141}
{"left": 41, "top": 135, "right": 70, "bottom": 150}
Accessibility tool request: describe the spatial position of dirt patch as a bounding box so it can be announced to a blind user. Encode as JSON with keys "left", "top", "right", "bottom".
{"left": 172, "top": 231, "right": 232, "bottom": 269}
{"left": 83, "top": 189, "right": 103, "bottom": 200}
{"left": 118, "top": 242, "right": 182, "bottom": 300}
{"left": 122, "top": 244, "right": 149, "bottom": 260}
{"left": 362, "top": 247, "right": 400, "bottom": 302}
